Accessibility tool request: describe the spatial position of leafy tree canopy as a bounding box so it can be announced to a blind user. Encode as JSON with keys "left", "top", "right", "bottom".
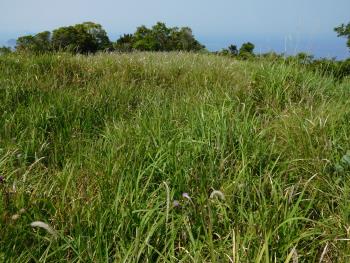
{"left": 52, "top": 25, "right": 97, "bottom": 53}
{"left": 114, "top": 22, "right": 205, "bottom": 52}
{"left": 239, "top": 42, "right": 255, "bottom": 54}
{"left": 219, "top": 42, "right": 255, "bottom": 58}
{"left": 228, "top": 44, "right": 238, "bottom": 55}
{"left": 335, "top": 23, "right": 350, "bottom": 51}
{"left": 114, "top": 34, "right": 134, "bottom": 52}
{"left": 80, "top": 22, "right": 111, "bottom": 50}
{"left": 16, "top": 31, "right": 51, "bottom": 53}
{"left": 16, "top": 22, "right": 111, "bottom": 54}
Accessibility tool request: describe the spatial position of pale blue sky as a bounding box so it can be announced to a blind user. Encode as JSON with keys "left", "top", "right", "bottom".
{"left": 1, "top": 0, "right": 349, "bottom": 58}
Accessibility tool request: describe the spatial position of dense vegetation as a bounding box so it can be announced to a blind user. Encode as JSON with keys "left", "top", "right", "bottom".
{"left": 16, "top": 22, "right": 112, "bottom": 53}
{"left": 13, "top": 22, "right": 204, "bottom": 53}
{"left": 114, "top": 22, "right": 204, "bottom": 52}
{"left": 0, "top": 52, "right": 350, "bottom": 262}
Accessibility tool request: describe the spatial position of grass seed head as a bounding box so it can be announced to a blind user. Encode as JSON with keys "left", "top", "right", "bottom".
{"left": 30, "top": 221, "right": 56, "bottom": 236}
{"left": 210, "top": 190, "right": 225, "bottom": 200}
{"left": 182, "top": 192, "right": 191, "bottom": 201}
{"left": 11, "top": 214, "right": 20, "bottom": 221}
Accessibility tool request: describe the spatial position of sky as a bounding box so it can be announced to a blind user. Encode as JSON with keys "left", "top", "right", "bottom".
{"left": 1, "top": 0, "right": 349, "bottom": 59}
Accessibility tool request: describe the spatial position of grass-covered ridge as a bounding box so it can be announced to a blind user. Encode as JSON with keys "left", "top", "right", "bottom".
{"left": 1, "top": 52, "right": 350, "bottom": 262}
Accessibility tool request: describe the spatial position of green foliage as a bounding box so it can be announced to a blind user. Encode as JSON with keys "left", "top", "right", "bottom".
{"left": 16, "top": 22, "right": 111, "bottom": 54}
{"left": 34, "top": 31, "right": 52, "bottom": 52}
{"left": 295, "top": 52, "right": 314, "bottom": 64}
{"left": 307, "top": 58, "right": 350, "bottom": 80}
{"left": 171, "top": 27, "right": 205, "bottom": 51}
{"left": 239, "top": 42, "right": 255, "bottom": 58}
{"left": 81, "top": 22, "right": 111, "bottom": 50}
{"left": 114, "top": 22, "right": 205, "bottom": 52}
{"left": 283, "top": 54, "right": 350, "bottom": 81}
{"left": 1, "top": 52, "right": 350, "bottom": 261}
{"left": 114, "top": 33, "right": 134, "bottom": 52}
{"left": 52, "top": 22, "right": 111, "bottom": 53}
{"left": 0, "top": 46, "right": 12, "bottom": 55}
{"left": 217, "top": 48, "right": 230, "bottom": 56}
{"left": 16, "top": 21, "right": 203, "bottom": 54}
{"left": 52, "top": 24, "right": 97, "bottom": 53}
{"left": 16, "top": 31, "right": 52, "bottom": 53}
{"left": 258, "top": 51, "right": 285, "bottom": 61}
{"left": 335, "top": 22, "right": 350, "bottom": 50}
{"left": 228, "top": 44, "right": 238, "bottom": 55}
{"left": 219, "top": 42, "right": 256, "bottom": 59}
{"left": 16, "top": 33, "right": 50, "bottom": 53}
{"left": 132, "top": 25, "right": 159, "bottom": 51}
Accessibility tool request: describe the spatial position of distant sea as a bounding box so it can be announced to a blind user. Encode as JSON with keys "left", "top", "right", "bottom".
{"left": 198, "top": 35, "right": 349, "bottom": 60}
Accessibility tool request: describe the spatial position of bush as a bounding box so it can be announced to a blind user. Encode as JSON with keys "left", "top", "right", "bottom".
{"left": 0, "top": 46, "right": 12, "bottom": 55}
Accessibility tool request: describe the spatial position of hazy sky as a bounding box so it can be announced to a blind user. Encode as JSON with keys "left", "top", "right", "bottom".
{"left": 1, "top": 0, "right": 349, "bottom": 58}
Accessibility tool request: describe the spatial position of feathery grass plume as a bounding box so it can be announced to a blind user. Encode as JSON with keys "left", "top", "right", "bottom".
{"left": 19, "top": 208, "right": 26, "bottom": 214}
{"left": 182, "top": 192, "right": 191, "bottom": 201}
{"left": 11, "top": 214, "right": 20, "bottom": 221}
{"left": 292, "top": 247, "right": 299, "bottom": 263}
{"left": 10, "top": 183, "right": 16, "bottom": 193}
{"left": 285, "top": 246, "right": 299, "bottom": 263}
{"left": 210, "top": 190, "right": 225, "bottom": 200}
{"left": 11, "top": 209, "right": 26, "bottom": 221}
{"left": 30, "top": 221, "right": 56, "bottom": 236}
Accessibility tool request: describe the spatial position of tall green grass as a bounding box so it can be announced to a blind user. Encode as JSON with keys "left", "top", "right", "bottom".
{"left": 1, "top": 52, "right": 350, "bottom": 262}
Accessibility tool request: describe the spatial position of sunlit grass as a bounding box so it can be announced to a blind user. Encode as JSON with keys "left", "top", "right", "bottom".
{"left": 0, "top": 52, "right": 350, "bottom": 262}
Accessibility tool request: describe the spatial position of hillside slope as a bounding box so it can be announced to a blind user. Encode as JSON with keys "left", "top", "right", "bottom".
{"left": 1, "top": 52, "right": 350, "bottom": 262}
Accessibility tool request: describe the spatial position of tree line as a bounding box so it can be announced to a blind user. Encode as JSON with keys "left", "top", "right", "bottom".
{"left": 0, "top": 21, "right": 348, "bottom": 57}
{"left": 12, "top": 22, "right": 204, "bottom": 54}
{"left": 1, "top": 21, "right": 258, "bottom": 56}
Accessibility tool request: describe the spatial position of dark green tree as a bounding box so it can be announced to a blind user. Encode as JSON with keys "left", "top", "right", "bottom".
{"left": 52, "top": 24, "right": 97, "bottom": 53}
{"left": 16, "top": 31, "right": 52, "bottom": 53}
{"left": 151, "top": 22, "right": 171, "bottom": 50}
{"left": 16, "top": 35, "right": 37, "bottom": 52}
{"left": 170, "top": 27, "right": 204, "bottom": 51}
{"left": 335, "top": 23, "right": 350, "bottom": 51}
{"left": 228, "top": 44, "right": 238, "bottom": 55}
{"left": 238, "top": 42, "right": 255, "bottom": 59}
{"left": 34, "top": 31, "right": 52, "bottom": 52}
{"left": 133, "top": 25, "right": 158, "bottom": 51}
{"left": 52, "top": 26, "right": 81, "bottom": 52}
{"left": 117, "top": 22, "right": 204, "bottom": 52}
{"left": 114, "top": 34, "right": 135, "bottom": 52}
{"left": 16, "top": 22, "right": 110, "bottom": 54}
{"left": 239, "top": 42, "right": 255, "bottom": 54}
{"left": 0, "top": 46, "right": 12, "bottom": 55}
{"left": 80, "top": 22, "right": 111, "bottom": 50}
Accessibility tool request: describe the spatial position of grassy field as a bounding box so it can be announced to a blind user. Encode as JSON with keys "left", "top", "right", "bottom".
{"left": 0, "top": 52, "right": 350, "bottom": 262}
